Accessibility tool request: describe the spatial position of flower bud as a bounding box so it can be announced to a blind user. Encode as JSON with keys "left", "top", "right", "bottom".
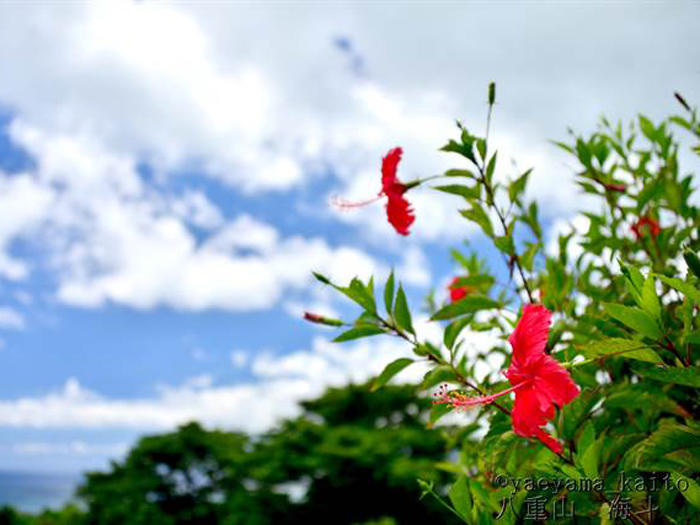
{"left": 303, "top": 312, "right": 344, "bottom": 327}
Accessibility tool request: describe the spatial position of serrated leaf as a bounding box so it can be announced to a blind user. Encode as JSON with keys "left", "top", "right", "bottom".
{"left": 579, "top": 338, "right": 663, "bottom": 363}
{"left": 431, "top": 295, "right": 500, "bottom": 321}
{"left": 657, "top": 275, "right": 700, "bottom": 303}
{"left": 333, "top": 326, "right": 384, "bottom": 342}
{"left": 641, "top": 274, "right": 661, "bottom": 320}
{"left": 371, "top": 358, "right": 414, "bottom": 391}
{"left": 384, "top": 271, "right": 395, "bottom": 316}
{"left": 394, "top": 285, "right": 414, "bottom": 335}
{"left": 623, "top": 423, "right": 700, "bottom": 471}
{"left": 632, "top": 365, "right": 700, "bottom": 387}
{"left": 620, "top": 263, "right": 644, "bottom": 304}
{"left": 605, "top": 384, "right": 690, "bottom": 417}
{"left": 602, "top": 303, "right": 662, "bottom": 340}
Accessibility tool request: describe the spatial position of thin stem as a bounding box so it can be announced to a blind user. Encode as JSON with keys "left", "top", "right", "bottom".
{"left": 423, "top": 485, "right": 468, "bottom": 523}
{"left": 476, "top": 161, "right": 535, "bottom": 303}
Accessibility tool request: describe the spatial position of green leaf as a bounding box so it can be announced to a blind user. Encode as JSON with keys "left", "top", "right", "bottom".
{"left": 444, "top": 168, "right": 476, "bottom": 178}
{"left": 421, "top": 365, "right": 458, "bottom": 389}
{"left": 394, "top": 285, "right": 414, "bottom": 335}
{"left": 435, "top": 184, "right": 481, "bottom": 200}
{"left": 384, "top": 271, "right": 395, "bottom": 316}
{"left": 443, "top": 316, "right": 472, "bottom": 350}
{"left": 448, "top": 476, "right": 472, "bottom": 520}
{"left": 685, "top": 330, "right": 700, "bottom": 345}
{"left": 577, "top": 421, "right": 596, "bottom": 457}
{"left": 520, "top": 242, "right": 540, "bottom": 272}
{"left": 657, "top": 275, "right": 700, "bottom": 303}
{"left": 602, "top": 303, "right": 662, "bottom": 340}
{"left": 639, "top": 115, "right": 657, "bottom": 141}
{"left": 485, "top": 152, "right": 497, "bottom": 181}
{"left": 336, "top": 277, "right": 377, "bottom": 313}
{"left": 493, "top": 235, "right": 514, "bottom": 256}
{"left": 683, "top": 250, "right": 700, "bottom": 279}
{"left": 440, "top": 139, "right": 475, "bottom": 162}
{"left": 476, "top": 138, "right": 486, "bottom": 161}
{"left": 623, "top": 423, "right": 700, "bottom": 471}
{"left": 671, "top": 472, "right": 700, "bottom": 509}
{"left": 508, "top": 168, "right": 531, "bottom": 202}
{"left": 371, "top": 358, "right": 414, "bottom": 391}
{"left": 428, "top": 401, "right": 454, "bottom": 426}
{"left": 606, "top": 388, "right": 688, "bottom": 417}
{"left": 452, "top": 275, "right": 494, "bottom": 288}
{"left": 632, "top": 365, "right": 700, "bottom": 387}
{"left": 641, "top": 274, "right": 661, "bottom": 320}
{"left": 431, "top": 295, "right": 500, "bottom": 321}
{"left": 580, "top": 434, "right": 602, "bottom": 478}
{"left": 332, "top": 326, "right": 384, "bottom": 342}
{"left": 620, "top": 262, "right": 644, "bottom": 303}
{"left": 579, "top": 338, "right": 663, "bottom": 363}
{"left": 460, "top": 204, "right": 494, "bottom": 238}
{"left": 312, "top": 271, "right": 331, "bottom": 285}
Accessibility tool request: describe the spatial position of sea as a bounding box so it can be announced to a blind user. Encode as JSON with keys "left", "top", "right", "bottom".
{"left": 0, "top": 471, "right": 80, "bottom": 513}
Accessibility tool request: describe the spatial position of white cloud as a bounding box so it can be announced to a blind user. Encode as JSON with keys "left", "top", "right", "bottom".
{"left": 0, "top": 313, "right": 508, "bottom": 432}
{"left": 0, "top": 335, "right": 426, "bottom": 431}
{"left": 0, "top": 0, "right": 637, "bottom": 252}
{"left": 0, "top": 173, "right": 54, "bottom": 280}
{"left": 0, "top": 123, "right": 389, "bottom": 312}
{"left": 0, "top": 306, "right": 25, "bottom": 330}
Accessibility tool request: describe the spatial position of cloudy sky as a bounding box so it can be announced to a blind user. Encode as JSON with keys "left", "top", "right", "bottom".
{"left": 0, "top": 1, "right": 698, "bottom": 473}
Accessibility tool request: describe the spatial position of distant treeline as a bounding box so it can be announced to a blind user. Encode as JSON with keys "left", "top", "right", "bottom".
{"left": 0, "top": 383, "right": 461, "bottom": 525}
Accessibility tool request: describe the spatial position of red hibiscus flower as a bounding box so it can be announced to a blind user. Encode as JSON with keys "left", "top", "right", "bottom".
{"left": 434, "top": 304, "right": 579, "bottom": 453}
{"left": 332, "top": 147, "right": 416, "bottom": 236}
{"left": 448, "top": 277, "right": 475, "bottom": 302}
{"left": 631, "top": 216, "right": 661, "bottom": 239}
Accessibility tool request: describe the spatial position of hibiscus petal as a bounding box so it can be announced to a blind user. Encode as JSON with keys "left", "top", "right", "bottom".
{"left": 381, "top": 147, "right": 403, "bottom": 193}
{"left": 508, "top": 304, "right": 551, "bottom": 367}
{"left": 385, "top": 192, "right": 415, "bottom": 236}
{"left": 534, "top": 428, "right": 563, "bottom": 454}
{"left": 511, "top": 386, "right": 548, "bottom": 437}
{"left": 533, "top": 355, "right": 580, "bottom": 408}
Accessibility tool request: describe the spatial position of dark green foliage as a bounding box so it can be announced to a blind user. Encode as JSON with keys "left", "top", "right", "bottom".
{"left": 9, "top": 385, "right": 461, "bottom": 525}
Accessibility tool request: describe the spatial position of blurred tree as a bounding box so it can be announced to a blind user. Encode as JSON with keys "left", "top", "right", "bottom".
{"left": 71, "top": 383, "right": 459, "bottom": 524}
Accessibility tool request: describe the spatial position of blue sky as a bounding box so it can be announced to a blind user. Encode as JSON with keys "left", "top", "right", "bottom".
{"left": 0, "top": 1, "right": 698, "bottom": 475}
